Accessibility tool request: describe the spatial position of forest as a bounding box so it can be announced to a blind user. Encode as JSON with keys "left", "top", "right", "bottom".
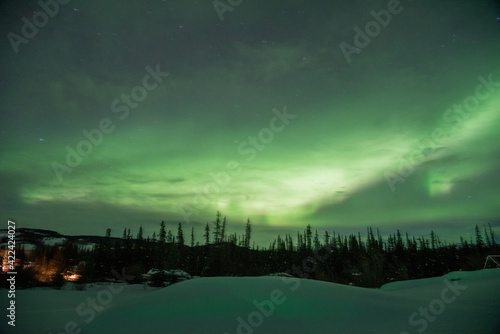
{"left": 1, "top": 212, "right": 498, "bottom": 289}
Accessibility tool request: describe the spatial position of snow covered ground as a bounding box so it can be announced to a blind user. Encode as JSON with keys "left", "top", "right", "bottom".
{"left": 1, "top": 269, "right": 499, "bottom": 333}
{"left": 40, "top": 237, "right": 68, "bottom": 246}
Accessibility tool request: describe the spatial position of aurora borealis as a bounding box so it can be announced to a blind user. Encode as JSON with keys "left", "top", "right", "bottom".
{"left": 1, "top": 0, "right": 499, "bottom": 245}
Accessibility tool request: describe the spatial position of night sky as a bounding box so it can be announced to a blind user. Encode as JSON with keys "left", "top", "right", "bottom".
{"left": 1, "top": 0, "right": 499, "bottom": 245}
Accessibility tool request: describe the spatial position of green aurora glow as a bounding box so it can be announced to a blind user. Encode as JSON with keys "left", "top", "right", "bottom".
{"left": 1, "top": 1, "right": 499, "bottom": 244}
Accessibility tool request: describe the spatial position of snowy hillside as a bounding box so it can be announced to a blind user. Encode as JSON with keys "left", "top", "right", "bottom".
{"left": 1, "top": 269, "right": 499, "bottom": 333}
{"left": 0, "top": 228, "right": 99, "bottom": 252}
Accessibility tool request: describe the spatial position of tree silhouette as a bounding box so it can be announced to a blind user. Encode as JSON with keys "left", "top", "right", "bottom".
{"left": 204, "top": 223, "right": 210, "bottom": 245}
{"left": 244, "top": 218, "right": 251, "bottom": 248}
{"left": 177, "top": 223, "right": 184, "bottom": 246}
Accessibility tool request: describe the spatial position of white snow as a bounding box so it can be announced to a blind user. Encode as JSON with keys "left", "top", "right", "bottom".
{"left": 1, "top": 269, "right": 499, "bottom": 333}
{"left": 75, "top": 242, "right": 96, "bottom": 251}
{"left": 145, "top": 268, "right": 192, "bottom": 279}
{"left": 41, "top": 237, "right": 67, "bottom": 246}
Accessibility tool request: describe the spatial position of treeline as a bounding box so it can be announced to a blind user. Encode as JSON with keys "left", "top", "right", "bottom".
{"left": 3, "top": 212, "right": 498, "bottom": 288}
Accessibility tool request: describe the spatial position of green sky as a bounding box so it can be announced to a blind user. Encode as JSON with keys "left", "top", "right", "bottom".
{"left": 1, "top": 0, "right": 499, "bottom": 245}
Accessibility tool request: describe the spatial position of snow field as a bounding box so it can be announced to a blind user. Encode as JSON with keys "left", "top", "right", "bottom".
{"left": 0, "top": 269, "right": 498, "bottom": 334}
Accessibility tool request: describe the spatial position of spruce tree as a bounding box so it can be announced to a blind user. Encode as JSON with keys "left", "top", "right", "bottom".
{"left": 157, "top": 221, "right": 167, "bottom": 269}
{"left": 483, "top": 225, "right": 491, "bottom": 248}
{"left": 475, "top": 225, "right": 484, "bottom": 248}
{"left": 221, "top": 215, "right": 226, "bottom": 243}
{"left": 430, "top": 230, "right": 436, "bottom": 250}
{"left": 204, "top": 223, "right": 210, "bottom": 245}
{"left": 159, "top": 221, "right": 166, "bottom": 244}
{"left": 213, "top": 211, "right": 222, "bottom": 243}
{"left": 313, "top": 230, "right": 321, "bottom": 250}
{"left": 305, "top": 225, "right": 312, "bottom": 251}
{"left": 177, "top": 223, "right": 184, "bottom": 246}
{"left": 191, "top": 227, "right": 195, "bottom": 247}
{"left": 245, "top": 219, "right": 251, "bottom": 248}
{"left": 324, "top": 231, "right": 330, "bottom": 246}
{"left": 137, "top": 226, "right": 143, "bottom": 241}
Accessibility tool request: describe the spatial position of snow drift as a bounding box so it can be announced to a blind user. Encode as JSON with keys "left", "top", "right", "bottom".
{"left": 1, "top": 269, "right": 499, "bottom": 334}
